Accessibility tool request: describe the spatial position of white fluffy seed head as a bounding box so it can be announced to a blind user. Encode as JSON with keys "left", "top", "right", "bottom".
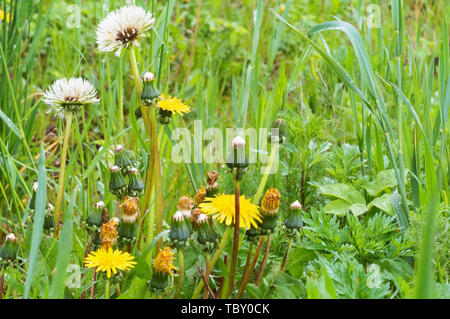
{"left": 43, "top": 78, "right": 100, "bottom": 118}
{"left": 96, "top": 5, "right": 155, "bottom": 56}
{"left": 290, "top": 200, "right": 302, "bottom": 210}
{"left": 232, "top": 136, "right": 246, "bottom": 148}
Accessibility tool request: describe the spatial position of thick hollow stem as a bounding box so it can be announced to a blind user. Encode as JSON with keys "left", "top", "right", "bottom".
{"left": 280, "top": 238, "right": 293, "bottom": 272}
{"left": 255, "top": 235, "right": 272, "bottom": 285}
{"left": 54, "top": 112, "right": 74, "bottom": 236}
{"left": 236, "top": 236, "right": 265, "bottom": 299}
{"left": 222, "top": 175, "right": 240, "bottom": 298}
{"left": 105, "top": 277, "right": 111, "bottom": 299}
{"left": 174, "top": 249, "right": 184, "bottom": 299}
{"left": 192, "top": 227, "right": 232, "bottom": 298}
{"left": 203, "top": 253, "right": 211, "bottom": 299}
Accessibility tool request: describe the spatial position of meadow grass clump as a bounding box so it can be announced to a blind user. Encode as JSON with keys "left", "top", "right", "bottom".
{"left": 0, "top": 0, "right": 448, "bottom": 300}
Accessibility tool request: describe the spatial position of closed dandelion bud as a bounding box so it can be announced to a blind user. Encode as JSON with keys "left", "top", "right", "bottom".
{"left": 168, "top": 211, "right": 190, "bottom": 248}
{"left": 194, "top": 187, "right": 206, "bottom": 206}
{"left": 149, "top": 247, "right": 176, "bottom": 292}
{"left": 226, "top": 136, "right": 249, "bottom": 172}
{"left": 284, "top": 200, "right": 303, "bottom": 236}
{"left": 260, "top": 188, "right": 281, "bottom": 235}
{"left": 43, "top": 203, "right": 56, "bottom": 231}
{"left": 141, "top": 72, "right": 160, "bottom": 106}
{"left": 118, "top": 197, "right": 139, "bottom": 242}
{"left": 29, "top": 182, "right": 38, "bottom": 210}
{"left": 178, "top": 196, "right": 194, "bottom": 235}
{"left": 100, "top": 218, "right": 119, "bottom": 249}
{"left": 245, "top": 225, "right": 260, "bottom": 244}
{"left": 127, "top": 168, "right": 144, "bottom": 197}
{"left": 86, "top": 201, "right": 105, "bottom": 232}
{"left": 195, "top": 212, "right": 218, "bottom": 251}
{"left": 268, "top": 118, "right": 287, "bottom": 144}
{"left": 109, "top": 165, "right": 127, "bottom": 198}
{"left": 114, "top": 145, "right": 135, "bottom": 173}
{"left": 158, "top": 108, "right": 173, "bottom": 125}
{"left": 0, "top": 233, "right": 19, "bottom": 264}
{"left": 205, "top": 170, "right": 219, "bottom": 197}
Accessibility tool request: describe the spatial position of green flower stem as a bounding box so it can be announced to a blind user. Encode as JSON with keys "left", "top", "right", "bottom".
{"left": 280, "top": 238, "right": 293, "bottom": 272}
{"left": 105, "top": 277, "right": 111, "bottom": 299}
{"left": 54, "top": 112, "right": 74, "bottom": 236}
{"left": 236, "top": 236, "right": 265, "bottom": 299}
{"left": 203, "top": 252, "right": 211, "bottom": 298}
{"left": 0, "top": 268, "right": 5, "bottom": 299}
{"left": 118, "top": 55, "right": 124, "bottom": 143}
{"left": 192, "top": 227, "right": 232, "bottom": 298}
{"left": 221, "top": 173, "right": 240, "bottom": 298}
{"left": 174, "top": 249, "right": 184, "bottom": 299}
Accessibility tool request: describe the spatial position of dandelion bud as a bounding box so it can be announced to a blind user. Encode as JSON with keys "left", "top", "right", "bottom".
{"left": 114, "top": 145, "right": 136, "bottom": 173}
{"left": 205, "top": 170, "right": 219, "bottom": 197}
{"left": 85, "top": 201, "right": 106, "bottom": 233}
{"left": 226, "top": 136, "right": 249, "bottom": 171}
{"left": 127, "top": 168, "right": 144, "bottom": 197}
{"left": 43, "top": 203, "right": 56, "bottom": 231}
{"left": 195, "top": 211, "right": 218, "bottom": 251}
{"left": 100, "top": 218, "right": 119, "bottom": 249}
{"left": 194, "top": 187, "right": 206, "bottom": 206}
{"left": 284, "top": 200, "right": 303, "bottom": 237}
{"left": 168, "top": 211, "right": 190, "bottom": 248}
{"left": 109, "top": 165, "right": 128, "bottom": 198}
{"left": 118, "top": 197, "right": 139, "bottom": 242}
{"left": 149, "top": 247, "right": 176, "bottom": 292}
{"left": 268, "top": 118, "right": 287, "bottom": 144}
{"left": 141, "top": 72, "right": 160, "bottom": 106}
{"left": 260, "top": 188, "right": 281, "bottom": 235}
{"left": 245, "top": 225, "right": 260, "bottom": 244}
{"left": 0, "top": 233, "right": 19, "bottom": 264}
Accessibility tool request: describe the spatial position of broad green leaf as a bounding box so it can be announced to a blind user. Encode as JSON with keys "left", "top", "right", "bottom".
{"left": 323, "top": 199, "right": 351, "bottom": 216}
{"left": 319, "top": 183, "right": 365, "bottom": 205}
{"left": 368, "top": 193, "right": 394, "bottom": 214}
{"left": 349, "top": 203, "right": 368, "bottom": 216}
{"left": 361, "top": 169, "right": 398, "bottom": 197}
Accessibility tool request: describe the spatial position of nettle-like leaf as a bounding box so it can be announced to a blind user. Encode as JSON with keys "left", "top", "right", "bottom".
{"left": 318, "top": 183, "right": 367, "bottom": 216}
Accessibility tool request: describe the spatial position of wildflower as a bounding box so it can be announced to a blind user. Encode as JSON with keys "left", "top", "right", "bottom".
{"left": 195, "top": 211, "right": 218, "bottom": 251}
{"left": 199, "top": 194, "right": 262, "bottom": 229}
{"left": 168, "top": 211, "right": 191, "bottom": 247}
{"left": 0, "top": 233, "right": 19, "bottom": 264}
{"left": 284, "top": 200, "right": 303, "bottom": 236}
{"left": 43, "top": 78, "right": 99, "bottom": 119}
{"left": 96, "top": 5, "right": 155, "bottom": 56}
{"left": 127, "top": 167, "right": 144, "bottom": 197}
{"left": 149, "top": 247, "right": 177, "bottom": 291}
{"left": 157, "top": 95, "right": 190, "bottom": 124}
{"left": 85, "top": 201, "right": 106, "bottom": 232}
{"left": 194, "top": 187, "right": 206, "bottom": 206}
{"left": 84, "top": 247, "right": 136, "bottom": 278}
{"left": 141, "top": 72, "right": 161, "bottom": 106}
{"left": 205, "top": 170, "right": 219, "bottom": 197}
{"left": 100, "top": 218, "right": 119, "bottom": 249}
{"left": 0, "top": 10, "right": 10, "bottom": 23}
{"left": 260, "top": 188, "right": 281, "bottom": 235}
{"left": 118, "top": 196, "right": 139, "bottom": 242}
{"left": 109, "top": 165, "right": 128, "bottom": 198}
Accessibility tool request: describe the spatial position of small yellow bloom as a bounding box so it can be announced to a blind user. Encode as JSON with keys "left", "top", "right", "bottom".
{"left": 157, "top": 94, "right": 190, "bottom": 116}
{"left": 84, "top": 248, "right": 136, "bottom": 278}
{"left": 154, "top": 247, "right": 177, "bottom": 278}
{"left": 0, "top": 10, "right": 11, "bottom": 23}
{"left": 199, "top": 194, "right": 262, "bottom": 229}
{"left": 261, "top": 188, "right": 281, "bottom": 215}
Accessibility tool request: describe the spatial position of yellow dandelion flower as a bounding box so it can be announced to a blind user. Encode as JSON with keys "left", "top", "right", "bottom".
{"left": 199, "top": 194, "right": 262, "bottom": 229}
{"left": 157, "top": 94, "right": 190, "bottom": 115}
{"left": 0, "top": 10, "right": 10, "bottom": 23}
{"left": 84, "top": 248, "right": 136, "bottom": 278}
{"left": 154, "top": 247, "right": 177, "bottom": 278}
